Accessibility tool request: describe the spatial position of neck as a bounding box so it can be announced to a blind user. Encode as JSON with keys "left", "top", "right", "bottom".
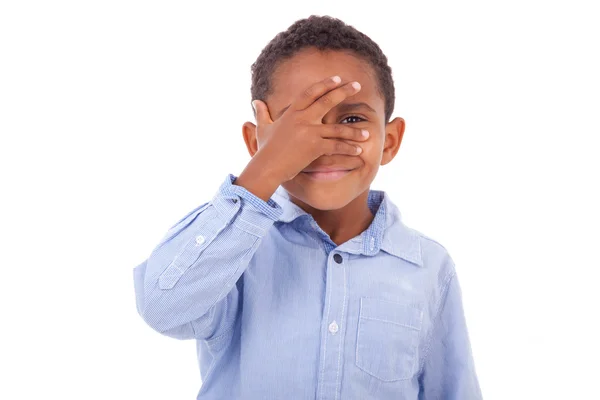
{"left": 292, "top": 190, "right": 375, "bottom": 246}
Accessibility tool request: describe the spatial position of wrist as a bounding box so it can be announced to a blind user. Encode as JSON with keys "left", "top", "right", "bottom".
{"left": 234, "top": 157, "right": 281, "bottom": 202}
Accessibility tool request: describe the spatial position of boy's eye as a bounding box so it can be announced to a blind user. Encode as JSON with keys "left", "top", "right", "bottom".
{"left": 340, "top": 115, "right": 366, "bottom": 124}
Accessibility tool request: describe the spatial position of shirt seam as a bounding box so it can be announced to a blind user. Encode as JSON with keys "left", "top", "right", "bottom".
{"left": 334, "top": 257, "right": 348, "bottom": 400}
{"left": 318, "top": 256, "right": 335, "bottom": 400}
{"left": 418, "top": 270, "right": 456, "bottom": 374}
{"left": 205, "top": 323, "right": 236, "bottom": 346}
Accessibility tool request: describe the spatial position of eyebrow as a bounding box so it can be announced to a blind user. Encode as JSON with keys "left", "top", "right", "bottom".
{"left": 274, "top": 102, "right": 376, "bottom": 119}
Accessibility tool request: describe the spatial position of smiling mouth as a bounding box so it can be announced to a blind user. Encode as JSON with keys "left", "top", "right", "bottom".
{"left": 300, "top": 169, "right": 354, "bottom": 181}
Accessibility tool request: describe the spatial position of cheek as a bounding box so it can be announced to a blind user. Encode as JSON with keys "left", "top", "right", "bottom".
{"left": 359, "top": 134, "right": 384, "bottom": 165}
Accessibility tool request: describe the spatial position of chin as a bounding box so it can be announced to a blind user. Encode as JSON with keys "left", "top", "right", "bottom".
{"left": 302, "top": 196, "right": 351, "bottom": 211}
{"left": 283, "top": 183, "right": 357, "bottom": 211}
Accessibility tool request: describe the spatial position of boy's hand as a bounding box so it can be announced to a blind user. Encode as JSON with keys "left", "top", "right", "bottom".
{"left": 251, "top": 75, "right": 368, "bottom": 184}
{"left": 234, "top": 75, "right": 369, "bottom": 202}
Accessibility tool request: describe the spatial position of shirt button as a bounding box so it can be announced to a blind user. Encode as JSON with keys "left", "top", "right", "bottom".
{"left": 328, "top": 320, "right": 339, "bottom": 334}
{"left": 195, "top": 235, "right": 205, "bottom": 245}
{"left": 333, "top": 253, "right": 343, "bottom": 264}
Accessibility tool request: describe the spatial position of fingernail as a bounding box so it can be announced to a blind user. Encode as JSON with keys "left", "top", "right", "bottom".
{"left": 361, "top": 129, "right": 369, "bottom": 138}
{"left": 351, "top": 82, "right": 361, "bottom": 90}
{"left": 356, "top": 146, "right": 362, "bottom": 154}
{"left": 331, "top": 75, "right": 341, "bottom": 83}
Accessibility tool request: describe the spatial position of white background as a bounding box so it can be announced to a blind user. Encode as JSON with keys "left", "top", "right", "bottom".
{"left": 1, "top": 1, "right": 598, "bottom": 399}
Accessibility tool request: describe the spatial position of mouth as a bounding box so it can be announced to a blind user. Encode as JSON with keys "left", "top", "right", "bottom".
{"left": 300, "top": 169, "right": 355, "bottom": 181}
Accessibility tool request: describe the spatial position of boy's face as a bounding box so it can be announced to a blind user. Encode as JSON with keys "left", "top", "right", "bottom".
{"left": 244, "top": 47, "right": 405, "bottom": 211}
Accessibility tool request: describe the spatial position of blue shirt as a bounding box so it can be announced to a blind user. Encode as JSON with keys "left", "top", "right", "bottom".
{"left": 133, "top": 173, "right": 482, "bottom": 400}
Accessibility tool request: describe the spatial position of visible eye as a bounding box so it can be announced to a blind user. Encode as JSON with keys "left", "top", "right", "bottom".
{"left": 340, "top": 115, "right": 366, "bottom": 124}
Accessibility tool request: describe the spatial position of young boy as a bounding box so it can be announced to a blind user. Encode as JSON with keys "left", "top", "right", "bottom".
{"left": 133, "top": 15, "right": 482, "bottom": 400}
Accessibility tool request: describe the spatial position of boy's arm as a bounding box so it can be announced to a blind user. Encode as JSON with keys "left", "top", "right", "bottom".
{"left": 133, "top": 172, "right": 283, "bottom": 341}
{"left": 418, "top": 271, "right": 483, "bottom": 399}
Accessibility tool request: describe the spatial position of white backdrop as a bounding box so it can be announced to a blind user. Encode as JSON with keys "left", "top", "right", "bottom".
{"left": 1, "top": 1, "right": 598, "bottom": 399}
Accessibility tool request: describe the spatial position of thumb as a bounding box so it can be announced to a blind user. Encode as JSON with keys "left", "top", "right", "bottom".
{"left": 252, "top": 99, "right": 273, "bottom": 125}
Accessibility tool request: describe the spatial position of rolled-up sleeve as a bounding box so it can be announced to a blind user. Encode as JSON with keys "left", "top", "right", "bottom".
{"left": 133, "top": 173, "right": 283, "bottom": 340}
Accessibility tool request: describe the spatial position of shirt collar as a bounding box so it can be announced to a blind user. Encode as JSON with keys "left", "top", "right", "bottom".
{"left": 272, "top": 185, "right": 423, "bottom": 267}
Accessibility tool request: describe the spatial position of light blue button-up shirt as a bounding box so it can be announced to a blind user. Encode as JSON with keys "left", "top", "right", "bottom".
{"left": 133, "top": 173, "right": 482, "bottom": 399}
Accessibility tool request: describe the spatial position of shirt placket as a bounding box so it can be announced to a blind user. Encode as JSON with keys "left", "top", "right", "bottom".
{"left": 316, "top": 248, "right": 348, "bottom": 400}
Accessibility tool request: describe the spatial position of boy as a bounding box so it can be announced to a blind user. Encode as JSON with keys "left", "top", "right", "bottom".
{"left": 133, "top": 15, "right": 482, "bottom": 400}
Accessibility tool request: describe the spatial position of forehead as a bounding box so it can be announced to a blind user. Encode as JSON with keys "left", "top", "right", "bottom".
{"left": 269, "top": 48, "right": 382, "bottom": 113}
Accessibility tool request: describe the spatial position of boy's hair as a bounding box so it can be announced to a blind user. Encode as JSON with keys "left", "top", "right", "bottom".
{"left": 250, "top": 15, "right": 395, "bottom": 123}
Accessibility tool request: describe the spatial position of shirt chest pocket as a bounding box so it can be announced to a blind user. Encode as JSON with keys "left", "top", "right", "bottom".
{"left": 355, "top": 297, "right": 423, "bottom": 382}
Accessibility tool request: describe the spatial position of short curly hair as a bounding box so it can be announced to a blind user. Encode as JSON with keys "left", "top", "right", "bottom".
{"left": 250, "top": 15, "right": 395, "bottom": 123}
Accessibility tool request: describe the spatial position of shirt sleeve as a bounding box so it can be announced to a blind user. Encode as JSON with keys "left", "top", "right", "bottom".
{"left": 418, "top": 271, "right": 483, "bottom": 399}
{"left": 133, "top": 173, "right": 283, "bottom": 341}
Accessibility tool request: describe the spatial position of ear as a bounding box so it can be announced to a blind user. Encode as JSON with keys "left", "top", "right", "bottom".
{"left": 242, "top": 121, "right": 259, "bottom": 157}
{"left": 380, "top": 117, "right": 405, "bottom": 166}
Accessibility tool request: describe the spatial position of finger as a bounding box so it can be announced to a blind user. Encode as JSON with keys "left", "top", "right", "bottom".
{"left": 291, "top": 75, "right": 344, "bottom": 111}
{"left": 321, "top": 138, "right": 363, "bottom": 156}
{"left": 305, "top": 81, "right": 361, "bottom": 122}
{"left": 317, "top": 124, "right": 369, "bottom": 142}
{"left": 252, "top": 99, "right": 273, "bottom": 125}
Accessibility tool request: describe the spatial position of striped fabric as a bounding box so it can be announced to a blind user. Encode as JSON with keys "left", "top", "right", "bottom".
{"left": 133, "top": 173, "right": 482, "bottom": 399}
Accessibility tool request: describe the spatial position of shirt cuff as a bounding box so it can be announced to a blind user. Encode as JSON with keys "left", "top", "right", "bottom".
{"left": 213, "top": 173, "right": 283, "bottom": 222}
